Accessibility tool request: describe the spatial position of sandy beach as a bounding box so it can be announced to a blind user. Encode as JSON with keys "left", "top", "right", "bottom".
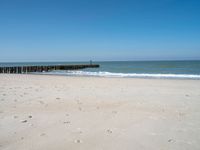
{"left": 0, "top": 74, "right": 200, "bottom": 150}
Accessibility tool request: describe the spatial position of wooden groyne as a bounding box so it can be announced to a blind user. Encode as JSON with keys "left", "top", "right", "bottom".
{"left": 0, "top": 64, "right": 100, "bottom": 74}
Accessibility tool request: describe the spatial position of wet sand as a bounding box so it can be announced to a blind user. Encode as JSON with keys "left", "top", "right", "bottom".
{"left": 0, "top": 74, "right": 200, "bottom": 150}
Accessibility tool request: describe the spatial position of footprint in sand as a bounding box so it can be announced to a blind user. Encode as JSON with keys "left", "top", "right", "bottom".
{"left": 112, "top": 111, "right": 118, "bottom": 114}
{"left": 63, "top": 121, "right": 71, "bottom": 125}
{"left": 21, "top": 120, "right": 27, "bottom": 123}
{"left": 76, "top": 128, "right": 82, "bottom": 134}
{"left": 78, "top": 107, "right": 82, "bottom": 111}
{"left": 76, "top": 100, "right": 82, "bottom": 105}
{"left": 40, "top": 133, "right": 46, "bottom": 136}
{"left": 39, "top": 101, "right": 44, "bottom": 104}
{"left": 14, "top": 116, "right": 18, "bottom": 119}
{"left": 107, "top": 129, "right": 112, "bottom": 134}
{"left": 74, "top": 139, "right": 82, "bottom": 144}
{"left": 168, "top": 139, "right": 175, "bottom": 143}
{"left": 178, "top": 112, "right": 185, "bottom": 117}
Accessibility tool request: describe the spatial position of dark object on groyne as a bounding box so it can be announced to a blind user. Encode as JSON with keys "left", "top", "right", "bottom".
{"left": 0, "top": 64, "right": 100, "bottom": 74}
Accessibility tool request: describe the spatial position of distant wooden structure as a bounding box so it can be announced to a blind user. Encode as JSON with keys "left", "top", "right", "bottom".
{"left": 0, "top": 64, "right": 100, "bottom": 74}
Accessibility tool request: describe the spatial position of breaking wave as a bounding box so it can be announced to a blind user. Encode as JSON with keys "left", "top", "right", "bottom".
{"left": 40, "top": 70, "right": 200, "bottom": 79}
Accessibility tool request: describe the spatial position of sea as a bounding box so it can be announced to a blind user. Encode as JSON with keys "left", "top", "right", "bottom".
{"left": 1, "top": 60, "right": 200, "bottom": 79}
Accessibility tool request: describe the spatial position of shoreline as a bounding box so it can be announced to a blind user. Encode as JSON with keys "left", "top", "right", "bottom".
{"left": 1, "top": 73, "right": 200, "bottom": 81}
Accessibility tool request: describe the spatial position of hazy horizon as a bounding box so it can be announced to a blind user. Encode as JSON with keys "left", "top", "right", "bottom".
{"left": 1, "top": 59, "right": 200, "bottom": 63}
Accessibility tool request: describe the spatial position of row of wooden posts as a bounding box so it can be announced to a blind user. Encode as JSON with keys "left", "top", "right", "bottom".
{"left": 0, "top": 64, "right": 100, "bottom": 74}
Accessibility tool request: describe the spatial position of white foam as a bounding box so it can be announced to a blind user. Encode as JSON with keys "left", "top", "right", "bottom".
{"left": 40, "top": 70, "right": 200, "bottom": 79}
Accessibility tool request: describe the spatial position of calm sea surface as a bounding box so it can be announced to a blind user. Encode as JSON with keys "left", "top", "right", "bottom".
{"left": 1, "top": 60, "right": 200, "bottom": 79}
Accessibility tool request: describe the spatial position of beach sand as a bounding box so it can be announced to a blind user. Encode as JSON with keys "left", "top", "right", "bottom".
{"left": 0, "top": 74, "right": 200, "bottom": 150}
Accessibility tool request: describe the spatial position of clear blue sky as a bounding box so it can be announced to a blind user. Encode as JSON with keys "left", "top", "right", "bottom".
{"left": 0, "top": 0, "right": 200, "bottom": 62}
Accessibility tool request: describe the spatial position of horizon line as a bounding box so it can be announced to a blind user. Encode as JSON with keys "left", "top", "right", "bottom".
{"left": 0, "top": 59, "right": 200, "bottom": 63}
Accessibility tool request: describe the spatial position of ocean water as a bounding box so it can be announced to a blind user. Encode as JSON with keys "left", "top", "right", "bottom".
{"left": 1, "top": 60, "right": 200, "bottom": 79}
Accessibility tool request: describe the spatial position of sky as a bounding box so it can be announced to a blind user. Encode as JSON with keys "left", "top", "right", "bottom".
{"left": 0, "top": 0, "right": 200, "bottom": 62}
